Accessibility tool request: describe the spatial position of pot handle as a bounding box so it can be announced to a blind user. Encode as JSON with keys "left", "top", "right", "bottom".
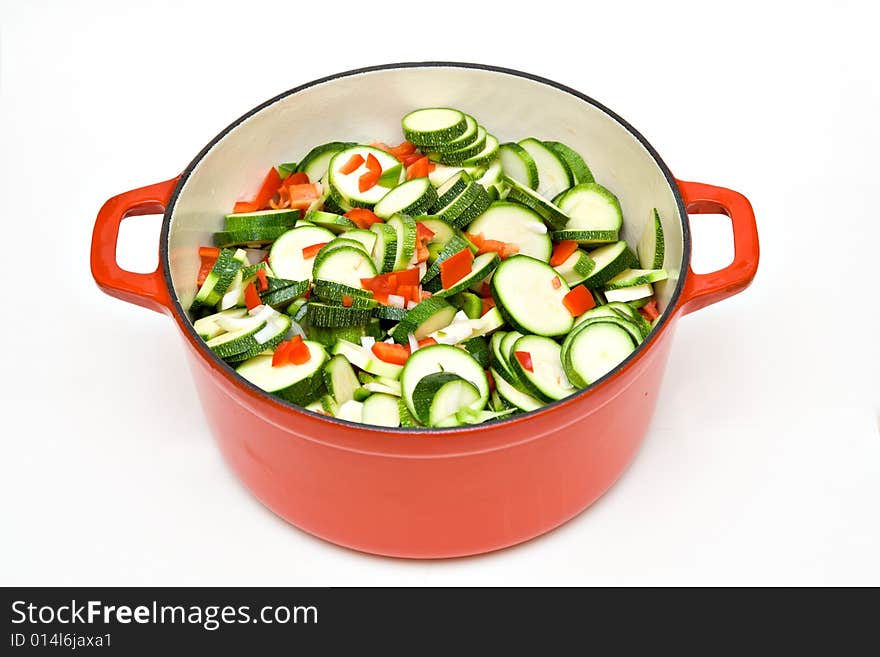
{"left": 676, "top": 180, "right": 759, "bottom": 314}
{"left": 90, "top": 178, "right": 180, "bottom": 314}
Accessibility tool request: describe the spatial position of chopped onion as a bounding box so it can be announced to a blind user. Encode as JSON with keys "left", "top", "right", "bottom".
{"left": 418, "top": 262, "right": 427, "bottom": 279}
{"left": 255, "top": 317, "right": 285, "bottom": 344}
{"left": 287, "top": 321, "right": 306, "bottom": 339}
{"left": 407, "top": 333, "right": 419, "bottom": 354}
{"left": 406, "top": 300, "right": 418, "bottom": 310}
{"left": 388, "top": 294, "right": 406, "bottom": 309}
{"left": 244, "top": 249, "right": 265, "bottom": 264}
{"left": 360, "top": 336, "right": 376, "bottom": 349}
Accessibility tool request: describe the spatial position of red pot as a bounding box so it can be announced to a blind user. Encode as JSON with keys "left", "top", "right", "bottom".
{"left": 91, "top": 63, "right": 758, "bottom": 558}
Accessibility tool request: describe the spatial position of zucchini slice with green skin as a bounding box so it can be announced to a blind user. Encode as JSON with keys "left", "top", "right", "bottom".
{"left": 390, "top": 297, "right": 457, "bottom": 343}
{"left": 370, "top": 223, "right": 398, "bottom": 273}
{"left": 303, "top": 210, "right": 356, "bottom": 234}
{"left": 460, "top": 133, "right": 500, "bottom": 168}
{"left": 402, "top": 108, "right": 467, "bottom": 146}
{"left": 225, "top": 209, "right": 299, "bottom": 232}
{"left": 568, "top": 314, "right": 643, "bottom": 348}
{"left": 492, "top": 367, "right": 544, "bottom": 412}
{"left": 638, "top": 208, "right": 666, "bottom": 269}
{"left": 322, "top": 354, "right": 361, "bottom": 405}
{"left": 386, "top": 213, "right": 418, "bottom": 271}
{"left": 466, "top": 201, "right": 552, "bottom": 262}
{"left": 312, "top": 280, "right": 373, "bottom": 302}
{"left": 372, "top": 304, "right": 409, "bottom": 321}
{"left": 450, "top": 188, "right": 492, "bottom": 230}
{"left": 236, "top": 341, "right": 328, "bottom": 404}
{"left": 429, "top": 126, "right": 488, "bottom": 165}
{"left": 328, "top": 145, "right": 402, "bottom": 208}
{"left": 373, "top": 177, "right": 438, "bottom": 219}
{"left": 400, "top": 344, "right": 489, "bottom": 420}
{"left": 412, "top": 373, "right": 482, "bottom": 427}
{"left": 296, "top": 141, "right": 356, "bottom": 183}
{"left": 461, "top": 336, "right": 491, "bottom": 369}
{"left": 206, "top": 309, "right": 276, "bottom": 359}
{"left": 298, "top": 317, "right": 384, "bottom": 348}
{"left": 543, "top": 141, "right": 594, "bottom": 184}
{"left": 606, "top": 302, "right": 653, "bottom": 339}
{"left": 214, "top": 225, "right": 289, "bottom": 248}
{"left": 553, "top": 248, "right": 596, "bottom": 286}
{"left": 499, "top": 142, "right": 539, "bottom": 189}
{"left": 332, "top": 339, "right": 404, "bottom": 379}
{"left": 604, "top": 268, "right": 668, "bottom": 290}
{"left": 448, "top": 292, "right": 482, "bottom": 319}
{"left": 191, "top": 248, "right": 247, "bottom": 310}
{"left": 342, "top": 229, "right": 378, "bottom": 254}
{"left": 554, "top": 182, "right": 623, "bottom": 233}
{"left": 425, "top": 114, "right": 479, "bottom": 153}
{"left": 268, "top": 225, "right": 336, "bottom": 281}
{"left": 311, "top": 245, "right": 377, "bottom": 289}
{"left": 335, "top": 399, "right": 364, "bottom": 422}
{"left": 573, "top": 304, "right": 627, "bottom": 327}
{"left": 550, "top": 229, "right": 619, "bottom": 245}
{"left": 518, "top": 137, "right": 573, "bottom": 200}
{"left": 193, "top": 308, "right": 248, "bottom": 340}
{"left": 490, "top": 255, "right": 573, "bottom": 337}
{"left": 434, "top": 171, "right": 472, "bottom": 209}
{"left": 306, "top": 301, "right": 373, "bottom": 327}
{"left": 320, "top": 394, "right": 340, "bottom": 416}
{"left": 277, "top": 162, "right": 297, "bottom": 178}
{"left": 604, "top": 284, "right": 654, "bottom": 303}
{"left": 503, "top": 176, "right": 570, "bottom": 230}
{"left": 436, "top": 252, "right": 500, "bottom": 298}
{"left": 561, "top": 321, "right": 637, "bottom": 388}
{"left": 398, "top": 396, "right": 422, "bottom": 427}
{"left": 431, "top": 179, "right": 485, "bottom": 227}
{"left": 581, "top": 241, "right": 638, "bottom": 288}
{"left": 361, "top": 393, "right": 401, "bottom": 427}
{"left": 508, "top": 335, "right": 576, "bottom": 402}
{"left": 490, "top": 332, "right": 517, "bottom": 384}
{"left": 259, "top": 278, "right": 310, "bottom": 307}
{"left": 416, "top": 216, "right": 458, "bottom": 247}
{"left": 497, "top": 330, "right": 526, "bottom": 385}
{"left": 475, "top": 158, "right": 504, "bottom": 191}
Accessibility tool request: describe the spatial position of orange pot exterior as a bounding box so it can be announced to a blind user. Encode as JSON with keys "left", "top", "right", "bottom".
{"left": 89, "top": 68, "right": 759, "bottom": 558}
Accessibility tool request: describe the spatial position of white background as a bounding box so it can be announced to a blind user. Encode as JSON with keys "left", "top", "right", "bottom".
{"left": 2, "top": 0, "right": 878, "bottom": 586}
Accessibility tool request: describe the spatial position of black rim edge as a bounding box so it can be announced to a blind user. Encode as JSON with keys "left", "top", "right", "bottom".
{"left": 160, "top": 61, "right": 691, "bottom": 438}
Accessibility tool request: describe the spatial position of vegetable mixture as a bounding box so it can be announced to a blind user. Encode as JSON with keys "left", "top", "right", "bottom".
{"left": 189, "top": 107, "right": 667, "bottom": 428}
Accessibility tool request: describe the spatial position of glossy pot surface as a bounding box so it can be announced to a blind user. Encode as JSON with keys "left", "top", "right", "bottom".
{"left": 91, "top": 63, "right": 758, "bottom": 558}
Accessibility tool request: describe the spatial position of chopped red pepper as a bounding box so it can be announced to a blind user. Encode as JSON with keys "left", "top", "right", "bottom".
{"left": 481, "top": 296, "right": 496, "bottom": 316}
{"left": 514, "top": 351, "right": 534, "bottom": 372}
{"left": 550, "top": 240, "right": 578, "bottom": 267}
{"left": 233, "top": 201, "right": 258, "bottom": 214}
{"left": 396, "top": 267, "right": 421, "bottom": 286}
{"left": 358, "top": 169, "right": 380, "bottom": 192}
{"left": 401, "top": 152, "right": 425, "bottom": 167}
{"left": 551, "top": 276, "right": 562, "bottom": 290}
{"left": 396, "top": 284, "right": 420, "bottom": 304}
{"left": 288, "top": 183, "right": 320, "bottom": 202}
{"left": 388, "top": 141, "right": 417, "bottom": 159}
{"left": 372, "top": 342, "right": 410, "bottom": 366}
{"left": 415, "top": 240, "right": 430, "bottom": 263}
{"left": 370, "top": 142, "right": 393, "bottom": 153}
{"left": 365, "top": 153, "right": 381, "bottom": 175}
{"left": 341, "top": 295, "right": 354, "bottom": 307}
{"left": 562, "top": 285, "right": 596, "bottom": 316}
{"left": 196, "top": 248, "right": 219, "bottom": 287}
{"left": 339, "top": 154, "right": 365, "bottom": 175}
{"left": 420, "top": 289, "right": 433, "bottom": 301}
{"left": 256, "top": 268, "right": 269, "bottom": 291}
{"left": 474, "top": 237, "right": 518, "bottom": 259}
{"left": 302, "top": 242, "right": 328, "bottom": 259}
{"left": 480, "top": 282, "right": 492, "bottom": 297}
{"left": 416, "top": 222, "right": 436, "bottom": 242}
{"left": 272, "top": 341, "right": 293, "bottom": 367}
{"left": 282, "top": 171, "right": 310, "bottom": 186}
{"left": 439, "top": 248, "right": 474, "bottom": 290}
{"left": 286, "top": 336, "right": 311, "bottom": 365}
{"left": 485, "top": 369, "right": 495, "bottom": 393}
{"left": 199, "top": 246, "right": 220, "bottom": 259}
{"left": 254, "top": 167, "right": 283, "bottom": 210}
{"left": 639, "top": 300, "right": 660, "bottom": 322}
{"left": 344, "top": 208, "right": 384, "bottom": 229}
{"left": 417, "top": 337, "right": 437, "bottom": 348}
{"left": 466, "top": 232, "right": 484, "bottom": 248}
{"left": 406, "top": 156, "right": 431, "bottom": 180}
{"left": 360, "top": 267, "right": 421, "bottom": 296}
{"left": 244, "top": 282, "right": 261, "bottom": 310}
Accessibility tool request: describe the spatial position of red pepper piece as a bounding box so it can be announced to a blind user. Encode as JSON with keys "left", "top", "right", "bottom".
{"left": 282, "top": 171, "right": 310, "bottom": 186}
{"left": 406, "top": 156, "right": 431, "bottom": 180}
{"left": 272, "top": 341, "right": 292, "bottom": 367}
{"left": 550, "top": 240, "right": 578, "bottom": 266}
{"left": 339, "top": 154, "right": 365, "bottom": 175}
{"left": 341, "top": 295, "right": 354, "bottom": 307}
{"left": 439, "top": 248, "right": 475, "bottom": 290}
{"left": 416, "top": 222, "right": 436, "bottom": 242}
{"left": 244, "top": 282, "right": 261, "bottom": 310}
{"left": 514, "top": 351, "right": 534, "bottom": 372}
{"left": 254, "top": 167, "right": 283, "bottom": 210}
{"left": 551, "top": 276, "right": 562, "bottom": 290}
{"left": 562, "top": 285, "right": 596, "bottom": 316}
{"left": 286, "top": 336, "right": 311, "bottom": 365}
{"left": 481, "top": 296, "right": 496, "bottom": 316}
{"left": 302, "top": 242, "right": 328, "bottom": 259}
{"left": 358, "top": 170, "right": 380, "bottom": 192}
{"left": 372, "top": 342, "right": 410, "bottom": 366}
{"left": 639, "top": 300, "right": 660, "bottom": 322}
{"left": 233, "top": 201, "right": 258, "bottom": 214}
{"left": 256, "top": 268, "right": 269, "bottom": 291}
{"left": 344, "top": 208, "right": 384, "bottom": 229}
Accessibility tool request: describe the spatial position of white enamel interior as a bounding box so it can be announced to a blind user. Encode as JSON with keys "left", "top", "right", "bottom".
{"left": 167, "top": 66, "right": 684, "bottom": 311}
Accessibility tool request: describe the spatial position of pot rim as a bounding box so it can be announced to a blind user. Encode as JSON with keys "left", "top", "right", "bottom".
{"left": 160, "top": 61, "right": 691, "bottom": 441}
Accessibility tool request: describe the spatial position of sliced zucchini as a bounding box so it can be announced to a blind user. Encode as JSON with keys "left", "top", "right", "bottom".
{"left": 553, "top": 248, "right": 595, "bottom": 286}
{"left": 434, "top": 171, "right": 472, "bottom": 209}
{"left": 311, "top": 280, "right": 373, "bottom": 303}
{"left": 400, "top": 344, "right": 489, "bottom": 420}
{"left": 499, "top": 142, "right": 538, "bottom": 189}
{"left": 416, "top": 216, "right": 457, "bottom": 247}
{"left": 508, "top": 335, "right": 575, "bottom": 402}
{"left": 490, "top": 255, "right": 573, "bottom": 337}
{"left": 429, "top": 125, "right": 488, "bottom": 165}
{"left": 236, "top": 342, "right": 328, "bottom": 404}
{"left": 432, "top": 179, "right": 487, "bottom": 229}
{"left": 425, "top": 114, "right": 479, "bottom": 153}
{"left": 341, "top": 229, "right": 378, "bottom": 254}
{"left": 306, "top": 301, "right": 373, "bottom": 327}
{"left": 193, "top": 308, "right": 248, "bottom": 340}
{"left": 361, "top": 393, "right": 401, "bottom": 427}
{"left": 543, "top": 141, "right": 594, "bottom": 185}
{"left": 582, "top": 241, "right": 638, "bottom": 288}
{"left": 335, "top": 399, "right": 364, "bottom": 423}
{"left": 460, "top": 133, "right": 499, "bottom": 167}
{"left": 311, "top": 245, "right": 377, "bottom": 289}
{"left": 412, "top": 373, "right": 482, "bottom": 427}
{"left": 518, "top": 138, "right": 573, "bottom": 199}
{"left": 402, "top": 108, "right": 467, "bottom": 146}
{"left": 390, "top": 297, "right": 457, "bottom": 343}
{"left": 448, "top": 291, "right": 482, "bottom": 319}
{"left": 303, "top": 210, "right": 356, "bottom": 234}
{"left": 328, "top": 145, "right": 401, "bottom": 208}
{"left": 503, "top": 176, "right": 570, "bottom": 230}
{"left": 550, "top": 229, "right": 619, "bottom": 246}
{"left": 466, "top": 201, "right": 552, "bottom": 261}
{"left": 554, "top": 182, "right": 623, "bottom": 233}
{"left": 386, "top": 213, "right": 418, "bottom": 270}
{"left": 604, "top": 268, "right": 668, "bottom": 290}
{"left": 561, "top": 321, "right": 637, "bottom": 388}
{"left": 461, "top": 336, "right": 490, "bottom": 369}
{"left": 191, "top": 248, "right": 245, "bottom": 310}
{"left": 259, "top": 278, "right": 310, "bottom": 307}
{"left": 296, "top": 141, "right": 355, "bottom": 183}
{"left": 332, "top": 339, "right": 404, "bottom": 379}
{"left": 268, "top": 225, "right": 336, "bottom": 281}
{"left": 372, "top": 304, "right": 409, "bottom": 321}
{"left": 604, "top": 284, "right": 654, "bottom": 303}
{"left": 323, "top": 354, "right": 361, "bottom": 405}
{"left": 490, "top": 332, "right": 517, "bottom": 384}
{"left": 638, "top": 208, "right": 666, "bottom": 269}
{"left": 298, "top": 317, "right": 384, "bottom": 348}
{"left": 370, "top": 223, "right": 398, "bottom": 273}
{"left": 373, "top": 177, "right": 438, "bottom": 219}
{"left": 492, "top": 368, "right": 544, "bottom": 412}
{"left": 213, "top": 225, "right": 290, "bottom": 248}
{"left": 224, "top": 209, "right": 299, "bottom": 232}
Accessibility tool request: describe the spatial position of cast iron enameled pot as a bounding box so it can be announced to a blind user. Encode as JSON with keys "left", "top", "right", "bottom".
{"left": 91, "top": 63, "right": 758, "bottom": 558}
